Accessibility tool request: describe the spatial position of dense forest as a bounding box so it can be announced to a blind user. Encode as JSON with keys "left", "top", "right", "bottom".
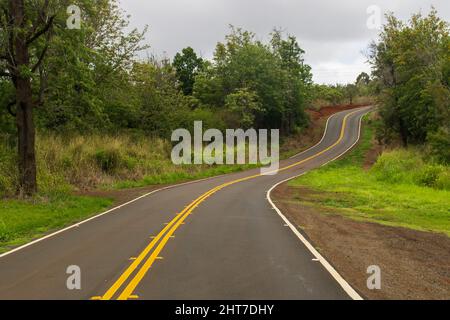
{"left": 0, "top": 1, "right": 448, "bottom": 198}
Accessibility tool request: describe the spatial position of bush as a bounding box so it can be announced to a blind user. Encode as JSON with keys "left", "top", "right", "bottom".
{"left": 94, "top": 148, "right": 124, "bottom": 174}
{"left": 435, "top": 170, "right": 450, "bottom": 190}
{"left": 428, "top": 127, "right": 450, "bottom": 164}
{"left": 371, "top": 150, "right": 423, "bottom": 184}
{"left": 371, "top": 149, "right": 450, "bottom": 190}
{"left": 416, "top": 165, "right": 445, "bottom": 188}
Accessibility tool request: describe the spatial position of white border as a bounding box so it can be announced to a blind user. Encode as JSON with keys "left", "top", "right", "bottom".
{"left": 266, "top": 108, "right": 370, "bottom": 301}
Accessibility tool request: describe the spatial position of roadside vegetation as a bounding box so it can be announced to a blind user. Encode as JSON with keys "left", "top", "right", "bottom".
{"left": 0, "top": 0, "right": 375, "bottom": 252}
{"left": 286, "top": 9, "right": 450, "bottom": 237}
{"left": 369, "top": 9, "right": 449, "bottom": 162}
{"left": 1, "top": 3, "right": 447, "bottom": 252}
{"left": 0, "top": 195, "right": 112, "bottom": 251}
{"left": 288, "top": 114, "right": 450, "bottom": 235}
{"left": 0, "top": 133, "right": 259, "bottom": 196}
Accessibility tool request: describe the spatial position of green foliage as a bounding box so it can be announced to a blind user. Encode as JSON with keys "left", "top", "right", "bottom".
{"left": 193, "top": 27, "right": 312, "bottom": 133}
{"left": 356, "top": 72, "right": 370, "bottom": 86}
{"left": 435, "top": 170, "right": 450, "bottom": 190}
{"left": 288, "top": 118, "right": 450, "bottom": 235}
{"left": 371, "top": 150, "right": 422, "bottom": 184}
{"left": 0, "top": 134, "right": 17, "bottom": 195}
{"left": 173, "top": 47, "right": 204, "bottom": 95}
{"left": 94, "top": 149, "right": 125, "bottom": 174}
{"left": 225, "top": 88, "right": 263, "bottom": 129}
{"left": 343, "top": 84, "right": 358, "bottom": 104}
{"left": 371, "top": 149, "right": 450, "bottom": 190}
{"left": 35, "top": 0, "right": 149, "bottom": 132}
{"left": 0, "top": 194, "right": 113, "bottom": 252}
{"left": 0, "top": 132, "right": 260, "bottom": 198}
{"left": 311, "top": 84, "right": 345, "bottom": 106}
{"left": 370, "top": 9, "right": 450, "bottom": 146}
{"left": 428, "top": 127, "right": 450, "bottom": 164}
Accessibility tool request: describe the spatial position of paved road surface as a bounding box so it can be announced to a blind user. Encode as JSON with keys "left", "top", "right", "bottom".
{"left": 0, "top": 107, "right": 371, "bottom": 300}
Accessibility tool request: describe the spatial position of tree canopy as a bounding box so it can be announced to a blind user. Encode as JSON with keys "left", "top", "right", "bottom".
{"left": 369, "top": 9, "right": 449, "bottom": 149}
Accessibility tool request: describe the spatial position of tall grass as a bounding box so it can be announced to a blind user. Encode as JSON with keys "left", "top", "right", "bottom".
{"left": 0, "top": 134, "right": 17, "bottom": 196}
{"left": 371, "top": 149, "right": 450, "bottom": 190}
{"left": 288, "top": 117, "right": 450, "bottom": 235}
{"left": 0, "top": 133, "right": 259, "bottom": 197}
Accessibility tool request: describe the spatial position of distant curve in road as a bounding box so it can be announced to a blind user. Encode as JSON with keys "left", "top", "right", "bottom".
{"left": 0, "top": 106, "right": 371, "bottom": 300}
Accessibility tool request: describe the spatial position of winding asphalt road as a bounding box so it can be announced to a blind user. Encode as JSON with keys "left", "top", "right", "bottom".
{"left": 0, "top": 106, "right": 371, "bottom": 300}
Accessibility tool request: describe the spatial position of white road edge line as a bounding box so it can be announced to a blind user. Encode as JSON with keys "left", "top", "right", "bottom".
{"left": 0, "top": 107, "right": 368, "bottom": 259}
{"left": 321, "top": 107, "right": 371, "bottom": 167}
{"left": 0, "top": 174, "right": 229, "bottom": 258}
{"left": 266, "top": 109, "right": 370, "bottom": 301}
{"left": 289, "top": 111, "right": 337, "bottom": 159}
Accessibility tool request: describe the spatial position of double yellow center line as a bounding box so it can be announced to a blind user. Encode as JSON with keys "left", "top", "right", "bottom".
{"left": 94, "top": 109, "right": 360, "bottom": 300}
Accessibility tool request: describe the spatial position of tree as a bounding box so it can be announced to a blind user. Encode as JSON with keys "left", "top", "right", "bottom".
{"left": 193, "top": 27, "right": 312, "bottom": 133}
{"left": 38, "top": 0, "right": 148, "bottom": 132}
{"left": 270, "top": 29, "right": 312, "bottom": 132}
{"left": 344, "top": 84, "right": 358, "bottom": 105}
{"left": 173, "top": 47, "right": 203, "bottom": 96}
{"left": 0, "top": 0, "right": 148, "bottom": 195}
{"left": 369, "top": 9, "right": 449, "bottom": 146}
{"left": 225, "top": 88, "right": 263, "bottom": 129}
{"left": 356, "top": 72, "right": 370, "bottom": 86}
{"left": 0, "top": 0, "right": 59, "bottom": 196}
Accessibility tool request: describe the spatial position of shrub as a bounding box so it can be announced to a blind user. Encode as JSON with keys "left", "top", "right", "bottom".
{"left": 371, "top": 150, "right": 423, "bottom": 184}
{"left": 435, "top": 170, "right": 450, "bottom": 190}
{"left": 94, "top": 148, "right": 124, "bottom": 174}
{"left": 428, "top": 127, "right": 450, "bottom": 165}
{"left": 416, "top": 165, "right": 445, "bottom": 188}
{"left": 371, "top": 149, "right": 450, "bottom": 190}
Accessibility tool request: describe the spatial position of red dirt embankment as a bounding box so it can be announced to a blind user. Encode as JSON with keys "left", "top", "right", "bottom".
{"left": 281, "top": 103, "right": 370, "bottom": 156}
{"left": 307, "top": 103, "right": 371, "bottom": 121}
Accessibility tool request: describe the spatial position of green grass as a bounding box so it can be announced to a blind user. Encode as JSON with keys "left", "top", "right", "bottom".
{"left": 0, "top": 194, "right": 113, "bottom": 253}
{"left": 288, "top": 116, "right": 450, "bottom": 236}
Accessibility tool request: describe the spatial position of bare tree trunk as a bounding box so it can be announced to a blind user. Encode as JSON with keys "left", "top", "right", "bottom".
{"left": 11, "top": 0, "right": 37, "bottom": 196}
{"left": 16, "top": 81, "right": 37, "bottom": 196}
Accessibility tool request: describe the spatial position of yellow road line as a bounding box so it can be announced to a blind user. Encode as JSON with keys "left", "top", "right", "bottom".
{"left": 100, "top": 109, "right": 361, "bottom": 300}
{"left": 98, "top": 184, "right": 224, "bottom": 300}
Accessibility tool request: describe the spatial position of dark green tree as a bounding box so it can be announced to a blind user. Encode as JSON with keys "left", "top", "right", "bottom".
{"left": 0, "top": 0, "right": 61, "bottom": 195}
{"left": 193, "top": 27, "right": 312, "bottom": 133}
{"left": 173, "top": 47, "right": 204, "bottom": 96}
{"left": 344, "top": 84, "right": 358, "bottom": 105}
{"left": 356, "top": 72, "right": 370, "bottom": 86}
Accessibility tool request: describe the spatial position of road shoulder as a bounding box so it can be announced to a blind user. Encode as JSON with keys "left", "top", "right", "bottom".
{"left": 271, "top": 115, "right": 450, "bottom": 300}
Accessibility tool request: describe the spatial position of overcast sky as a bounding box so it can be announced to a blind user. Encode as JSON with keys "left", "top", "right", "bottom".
{"left": 120, "top": 0, "right": 449, "bottom": 84}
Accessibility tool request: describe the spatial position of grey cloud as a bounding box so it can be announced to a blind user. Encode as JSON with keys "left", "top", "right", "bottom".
{"left": 120, "top": 0, "right": 450, "bottom": 84}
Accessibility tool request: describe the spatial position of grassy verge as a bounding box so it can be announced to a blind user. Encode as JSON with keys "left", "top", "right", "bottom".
{"left": 287, "top": 115, "right": 450, "bottom": 236}
{"left": 0, "top": 133, "right": 261, "bottom": 252}
{"left": 0, "top": 194, "right": 113, "bottom": 253}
